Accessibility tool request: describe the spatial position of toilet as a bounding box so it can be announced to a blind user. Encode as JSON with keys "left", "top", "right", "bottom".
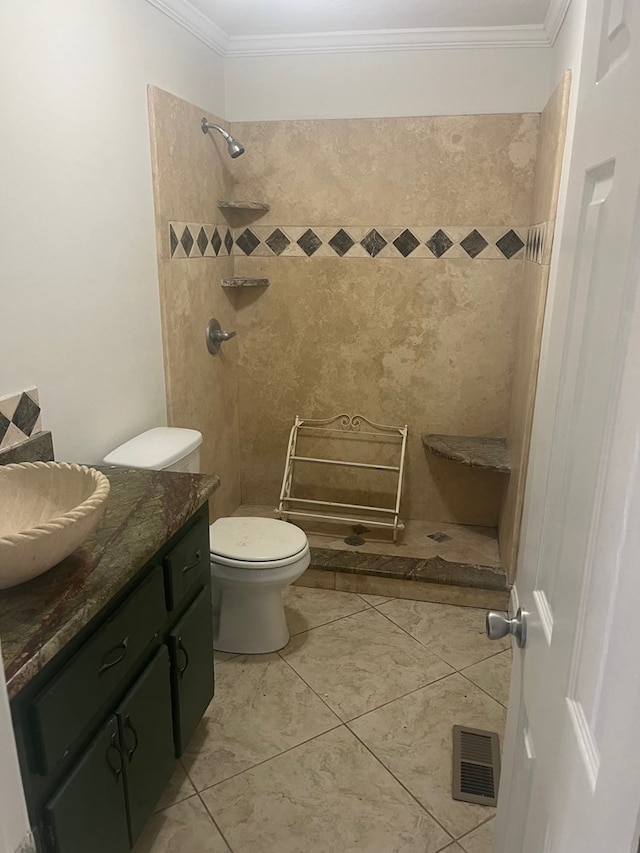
{"left": 103, "top": 427, "right": 310, "bottom": 654}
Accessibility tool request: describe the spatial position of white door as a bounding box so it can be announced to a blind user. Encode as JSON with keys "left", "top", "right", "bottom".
{"left": 495, "top": 0, "right": 640, "bottom": 850}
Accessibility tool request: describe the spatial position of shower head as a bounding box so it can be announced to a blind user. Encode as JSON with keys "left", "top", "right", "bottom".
{"left": 201, "top": 118, "right": 245, "bottom": 158}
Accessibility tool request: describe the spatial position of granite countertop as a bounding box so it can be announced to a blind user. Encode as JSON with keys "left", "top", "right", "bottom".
{"left": 0, "top": 466, "right": 219, "bottom": 699}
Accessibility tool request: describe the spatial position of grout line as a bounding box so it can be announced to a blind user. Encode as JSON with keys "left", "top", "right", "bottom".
{"left": 457, "top": 670, "right": 508, "bottom": 709}
{"left": 195, "top": 724, "right": 345, "bottom": 795}
{"left": 344, "top": 670, "right": 457, "bottom": 724}
{"left": 347, "top": 726, "right": 456, "bottom": 849}
{"left": 197, "top": 791, "right": 235, "bottom": 852}
{"left": 456, "top": 814, "right": 496, "bottom": 846}
{"left": 286, "top": 603, "right": 372, "bottom": 638}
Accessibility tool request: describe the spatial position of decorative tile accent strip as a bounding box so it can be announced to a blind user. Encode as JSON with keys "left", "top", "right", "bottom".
{"left": 0, "top": 387, "right": 43, "bottom": 451}
{"left": 169, "top": 223, "right": 527, "bottom": 261}
{"left": 526, "top": 221, "right": 554, "bottom": 265}
{"left": 168, "top": 222, "right": 233, "bottom": 259}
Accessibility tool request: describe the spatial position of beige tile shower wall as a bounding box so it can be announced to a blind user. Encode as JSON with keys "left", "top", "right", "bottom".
{"left": 232, "top": 256, "right": 520, "bottom": 523}
{"left": 225, "top": 114, "right": 538, "bottom": 524}
{"left": 499, "top": 72, "right": 572, "bottom": 579}
{"left": 148, "top": 86, "right": 241, "bottom": 518}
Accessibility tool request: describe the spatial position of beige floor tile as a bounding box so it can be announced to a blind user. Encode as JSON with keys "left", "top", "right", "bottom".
{"left": 459, "top": 818, "right": 495, "bottom": 853}
{"left": 378, "top": 599, "right": 510, "bottom": 669}
{"left": 462, "top": 650, "right": 512, "bottom": 706}
{"left": 280, "top": 608, "right": 453, "bottom": 721}
{"left": 359, "top": 592, "right": 395, "bottom": 605}
{"left": 133, "top": 795, "right": 230, "bottom": 853}
{"left": 201, "top": 727, "right": 453, "bottom": 853}
{"left": 182, "top": 653, "right": 340, "bottom": 790}
{"left": 441, "top": 846, "right": 466, "bottom": 852}
{"left": 282, "top": 585, "right": 368, "bottom": 634}
{"left": 335, "top": 572, "right": 509, "bottom": 610}
{"left": 155, "top": 762, "right": 195, "bottom": 811}
{"left": 349, "top": 673, "right": 506, "bottom": 838}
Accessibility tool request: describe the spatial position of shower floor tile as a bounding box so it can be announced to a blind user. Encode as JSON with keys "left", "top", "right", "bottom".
{"left": 141, "top": 587, "right": 511, "bottom": 853}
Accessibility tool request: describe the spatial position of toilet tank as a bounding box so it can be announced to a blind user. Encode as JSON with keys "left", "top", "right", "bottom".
{"left": 103, "top": 427, "right": 203, "bottom": 473}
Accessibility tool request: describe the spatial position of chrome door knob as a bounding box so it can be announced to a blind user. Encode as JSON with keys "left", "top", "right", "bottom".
{"left": 486, "top": 607, "right": 527, "bottom": 648}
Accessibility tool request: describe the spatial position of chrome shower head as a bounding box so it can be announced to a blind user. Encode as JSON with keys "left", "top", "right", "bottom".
{"left": 201, "top": 118, "right": 245, "bottom": 158}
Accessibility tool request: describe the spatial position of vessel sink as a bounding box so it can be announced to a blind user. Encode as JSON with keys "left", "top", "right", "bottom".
{"left": 0, "top": 462, "right": 110, "bottom": 589}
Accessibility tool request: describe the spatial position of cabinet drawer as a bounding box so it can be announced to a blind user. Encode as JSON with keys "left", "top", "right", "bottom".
{"left": 31, "top": 566, "right": 166, "bottom": 775}
{"left": 164, "top": 518, "right": 209, "bottom": 611}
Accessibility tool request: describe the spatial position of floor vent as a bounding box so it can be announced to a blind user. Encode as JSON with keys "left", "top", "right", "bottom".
{"left": 452, "top": 725, "right": 501, "bottom": 807}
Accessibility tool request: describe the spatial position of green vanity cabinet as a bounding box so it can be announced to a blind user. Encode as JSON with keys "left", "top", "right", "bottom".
{"left": 116, "top": 646, "right": 175, "bottom": 845}
{"left": 168, "top": 587, "right": 215, "bottom": 755}
{"left": 44, "top": 716, "right": 130, "bottom": 853}
{"left": 12, "top": 505, "right": 214, "bottom": 853}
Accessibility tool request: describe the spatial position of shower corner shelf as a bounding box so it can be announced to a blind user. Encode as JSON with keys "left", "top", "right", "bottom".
{"left": 221, "top": 277, "right": 270, "bottom": 288}
{"left": 218, "top": 201, "right": 270, "bottom": 212}
{"left": 277, "top": 414, "right": 409, "bottom": 543}
{"left": 422, "top": 434, "right": 510, "bottom": 474}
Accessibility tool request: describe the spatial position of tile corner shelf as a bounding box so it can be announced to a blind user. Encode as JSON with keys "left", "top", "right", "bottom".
{"left": 221, "top": 277, "right": 270, "bottom": 288}
{"left": 422, "top": 434, "right": 510, "bottom": 474}
{"left": 217, "top": 201, "right": 270, "bottom": 212}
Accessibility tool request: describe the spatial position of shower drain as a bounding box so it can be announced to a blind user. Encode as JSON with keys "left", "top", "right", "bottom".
{"left": 452, "top": 725, "right": 501, "bottom": 806}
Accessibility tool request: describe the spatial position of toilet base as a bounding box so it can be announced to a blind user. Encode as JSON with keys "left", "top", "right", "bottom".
{"left": 214, "top": 586, "right": 290, "bottom": 654}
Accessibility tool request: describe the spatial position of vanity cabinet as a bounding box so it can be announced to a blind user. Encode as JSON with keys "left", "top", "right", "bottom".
{"left": 11, "top": 504, "right": 214, "bottom": 853}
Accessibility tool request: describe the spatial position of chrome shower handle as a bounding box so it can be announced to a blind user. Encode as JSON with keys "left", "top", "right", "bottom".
{"left": 214, "top": 329, "right": 236, "bottom": 341}
{"left": 206, "top": 318, "right": 237, "bottom": 354}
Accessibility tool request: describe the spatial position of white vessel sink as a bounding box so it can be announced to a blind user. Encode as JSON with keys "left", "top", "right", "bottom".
{"left": 0, "top": 462, "right": 110, "bottom": 589}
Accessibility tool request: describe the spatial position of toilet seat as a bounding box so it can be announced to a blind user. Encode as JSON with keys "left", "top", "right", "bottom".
{"left": 209, "top": 516, "right": 309, "bottom": 570}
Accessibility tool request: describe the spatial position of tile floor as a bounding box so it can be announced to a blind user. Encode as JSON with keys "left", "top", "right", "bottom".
{"left": 134, "top": 587, "right": 511, "bottom": 853}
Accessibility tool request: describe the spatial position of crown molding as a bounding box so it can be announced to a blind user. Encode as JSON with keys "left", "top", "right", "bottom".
{"left": 225, "top": 26, "right": 550, "bottom": 57}
{"left": 144, "top": 0, "right": 228, "bottom": 56}
{"left": 145, "top": 0, "right": 554, "bottom": 56}
{"left": 544, "top": 0, "right": 573, "bottom": 44}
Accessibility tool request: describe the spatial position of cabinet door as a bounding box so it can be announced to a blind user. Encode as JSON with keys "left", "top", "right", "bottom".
{"left": 168, "top": 588, "right": 214, "bottom": 755}
{"left": 44, "top": 716, "right": 129, "bottom": 853}
{"left": 117, "top": 646, "right": 175, "bottom": 846}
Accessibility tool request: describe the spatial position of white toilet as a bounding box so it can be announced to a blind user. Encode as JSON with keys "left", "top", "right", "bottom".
{"left": 103, "top": 427, "right": 310, "bottom": 654}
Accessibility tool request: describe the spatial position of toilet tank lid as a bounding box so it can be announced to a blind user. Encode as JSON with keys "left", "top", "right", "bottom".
{"left": 103, "top": 427, "right": 203, "bottom": 470}
{"left": 210, "top": 517, "right": 308, "bottom": 562}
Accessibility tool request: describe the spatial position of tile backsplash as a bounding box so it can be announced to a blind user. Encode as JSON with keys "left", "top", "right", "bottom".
{"left": 0, "top": 388, "right": 43, "bottom": 451}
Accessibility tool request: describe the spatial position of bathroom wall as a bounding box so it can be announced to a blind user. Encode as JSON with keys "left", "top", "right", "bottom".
{"left": 225, "top": 47, "right": 551, "bottom": 122}
{"left": 0, "top": 0, "right": 226, "bottom": 464}
{"left": 499, "top": 72, "right": 572, "bottom": 578}
{"left": 225, "top": 115, "right": 539, "bottom": 524}
{"left": 147, "top": 87, "right": 241, "bottom": 517}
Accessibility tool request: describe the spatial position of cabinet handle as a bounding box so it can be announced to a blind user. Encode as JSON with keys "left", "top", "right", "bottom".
{"left": 182, "top": 550, "right": 202, "bottom": 574}
{"left": 122, "top": 715, "right": 139, "bottom": 761}
{"left": 177, "top": 639, "right": 189, "bottom": 676}
{"left": 106, "top": 733, "right": 124, "bottom": 782}
{"left": 98, "top": 636, "right": 129, "bottom": 675}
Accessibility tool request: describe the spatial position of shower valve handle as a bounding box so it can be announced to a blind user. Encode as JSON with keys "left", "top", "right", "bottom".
{"left": 206, "top": 318, "right": 236, "bottom": 354}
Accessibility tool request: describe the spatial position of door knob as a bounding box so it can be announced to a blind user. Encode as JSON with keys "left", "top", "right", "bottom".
{"left": 486, "top": 607, "right": 527, "bottom": 648}
{"left": 206, "top": 318, "right": 237, "bottom": 354}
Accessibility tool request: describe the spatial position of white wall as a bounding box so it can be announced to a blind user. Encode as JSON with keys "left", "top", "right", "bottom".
{"left": 225, "top": 46, "right": 552, "bottom": 121}
{"left": 0, "top": 0, "right": 226, "bottom": 463}
{"left": 550, "top": 0, "right": 586, "bottom": 88}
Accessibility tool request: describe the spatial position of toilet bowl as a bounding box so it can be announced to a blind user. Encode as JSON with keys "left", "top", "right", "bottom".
{"left": 210, "top": 516, "right": 310, "bottom": 654}
{"left": 103, "top": 428, "right": 310, "bottom": 655}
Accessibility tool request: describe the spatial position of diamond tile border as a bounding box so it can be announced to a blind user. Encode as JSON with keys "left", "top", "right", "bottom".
{"left": 0, "top": 388, "right": 43, "bottom": 451}
{"left": 168, "top": 223, "right": 527, "bottom": 261}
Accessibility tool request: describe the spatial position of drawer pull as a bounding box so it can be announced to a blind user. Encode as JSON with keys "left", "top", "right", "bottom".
{"left": 177, "top": 639, "right": 189, "bottom": 677}
{"left": 182, "top": 550, "right": 202, "bottom": 574}
{"left": 106, "top": 733, "right": 124, "bottom": 782}
{"left": 98, "top": 636, "right": 129, "bottom": 675}
{"left": 122, "top": 715, "right": 139, "bottom": 761}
